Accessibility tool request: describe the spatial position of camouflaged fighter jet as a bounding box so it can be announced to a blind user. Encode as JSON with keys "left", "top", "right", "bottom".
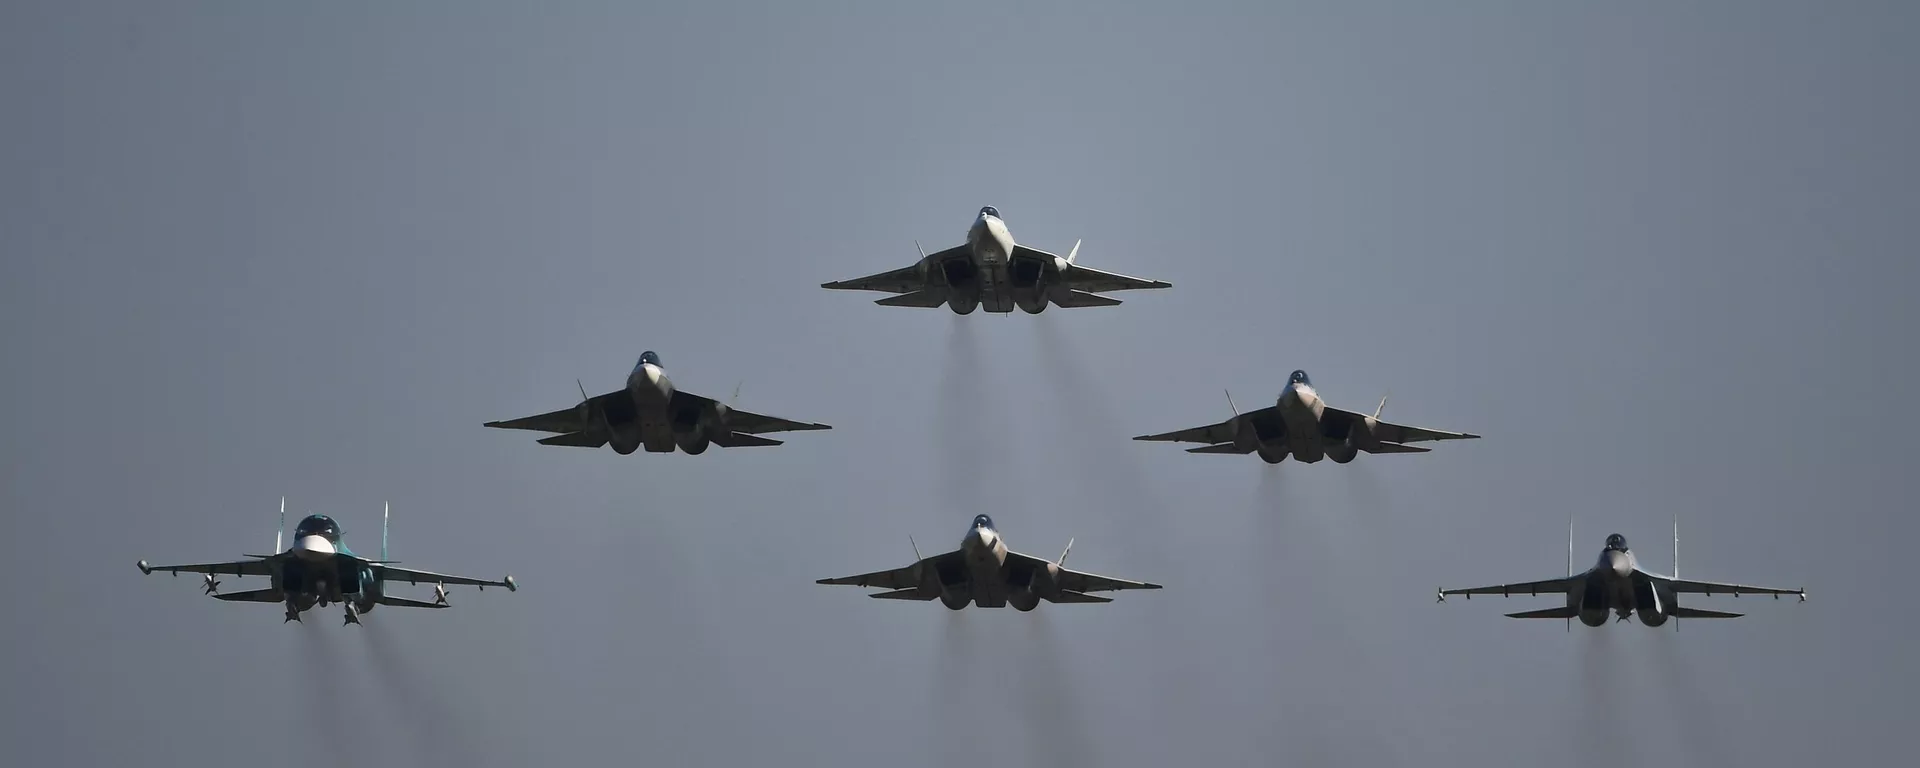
{"left": 821, "top": 206, "right": 1170, "bottom": 314}
{"left": 816, "top": 515, "right": 1162, "bottom": 610}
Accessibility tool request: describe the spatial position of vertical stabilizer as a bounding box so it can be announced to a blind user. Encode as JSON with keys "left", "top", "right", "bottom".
{"left": 1066, "top": 239, "right": 1082, "bottom": 265}
{"left": 1673, "top": 513, "right": 1680, "bottom": 632}
{"left": 1224, "top": 390, "right": 1240, "bottom": 417}
{"left": 277, "top": 496, "right": 285, "bottom": 553}
{"left": 1374, "top": 394, "right": 1389, "bottom": 419}
{"left": 382, "top": 501, "right": 390, "bottom": 561}
{"left": 1566, "top": 513, "right": 1574, "bottom": 633}
{"left": 1058, "top": 538, "right": 1075, "bottom": 566}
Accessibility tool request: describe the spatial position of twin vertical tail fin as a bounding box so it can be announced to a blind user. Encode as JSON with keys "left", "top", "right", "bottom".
{"left": 1066, "top": 239, "right": 1081, "bottom": 266}
{"left": 1374, "top": 395, "right": 1389, "bottom": 419}
{"left": 383, "top": 501, "right": 391, "bottom": 561}
{"left": 1224, "top": 390, "right": 1241, "bottom": 417}
{"left": 1566, "top": 513, "right": 1574, "bottom": 633}
{"left": 276, "top": 496, "right": 285, "bottom": 554}
{"left": 1058, "top": 538, "right": 1075, "bottom": 567}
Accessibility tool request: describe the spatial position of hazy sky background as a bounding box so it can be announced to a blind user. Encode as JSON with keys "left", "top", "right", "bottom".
{"left": 5, "top": 2, "right": 1917, "bottom": 766}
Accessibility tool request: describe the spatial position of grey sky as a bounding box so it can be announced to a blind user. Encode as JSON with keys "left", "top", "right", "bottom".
{"left": 5, "top": 2, "right": 1916, "bottom": 766}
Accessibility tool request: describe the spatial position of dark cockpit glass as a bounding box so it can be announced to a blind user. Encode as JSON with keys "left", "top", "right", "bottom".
{"left": 972, "top": 514, "right": 994, "bottom": 530}
{"left": 294, "top": 514, "right": 340, "bottom": 541}
{"left": 980, "top": 206, "right": 1000, "bottom": 219}
{"left": 640, "top": 351, "right": 660, "bottom": 367}
{"left": 1605, "top": 534, "right": 1628, "bottom": 552}
{"left": 1289, "top": 370, "right": 1310, "bottom": 385}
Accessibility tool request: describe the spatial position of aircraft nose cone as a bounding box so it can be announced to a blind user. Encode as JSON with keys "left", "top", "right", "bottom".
{"left": 295, "top": 535, "right": 336, "bottom": 561}
{"left": 1607, "top": 550, "right": 1631, "bottom": 577}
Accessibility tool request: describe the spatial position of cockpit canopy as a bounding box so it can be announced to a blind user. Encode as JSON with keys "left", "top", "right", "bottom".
{"left": 979, "top": 206, "right": 1000, "bottom": 219}
{"left": 1605, "top": 533, "right": 1628, "bottom": 552}
{"left": 294, "top": 514, "right": 340, "bottom": 542}
{"left": 636, "top": 351, "right": 661, "bottom": 371}
{"left": 971, "top": 514, "right": 995, "bottom": 531}
{"left": 1289, "top": 370, "right": 1311, "bottom": 386}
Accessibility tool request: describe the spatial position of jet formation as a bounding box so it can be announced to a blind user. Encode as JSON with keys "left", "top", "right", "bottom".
{"left": 140, "top": 205, "right": 1805, "bottom": 633}
{"left": 138, "top": 500, "right": 516, "bottom": 625}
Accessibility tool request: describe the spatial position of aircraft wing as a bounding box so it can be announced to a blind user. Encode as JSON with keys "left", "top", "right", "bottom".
{"left": 822, "top": 245, "right": 967, "bottom": 294}
{"left": 138, "top": 556, "right": 280, "bottom": 578}
{"left": 1060, "top": 264, "right": 1171, "bottom": 293}
{"left": 820, "top": 263, "right": 923, "bottom": 294}
{"left": 816, "top": 550, "right": 961, "bottom": 591}
{"left": 670, "top": 390, "right": 832, "bottom": 435}
{"left": 1323, "top": 406, "right": 1480, "bottom": 445}
{"left": 1009, "top": 244, "right": 1170, "bottom": 294}
{"left": 1440, "top": 576, "right": 1576, "bottom": 598}
{"left": 373, "top": 564, "right": 517, "bottom": 591}
{"left": 1007, "top": 551, "right": 1163, "bottom": 593}
{"left": 1133, "top": 406, "right": 1273, "bottom": 445}
{"left": 484, "top": 389, "right": 625, "bottom": 434}
{"left": 1641, "top": 571, "right": 1804, "bottom": 599}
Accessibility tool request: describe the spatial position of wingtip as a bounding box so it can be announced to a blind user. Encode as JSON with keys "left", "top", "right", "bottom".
{"left": 1143, "top": 582, "right": 1164, "bottom": 590}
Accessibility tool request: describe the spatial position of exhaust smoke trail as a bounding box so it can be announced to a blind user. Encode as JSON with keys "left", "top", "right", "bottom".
{"left": 1030, "top": 316, "right": 1166, "bottom": 540}
{"left": 1014, "top": 610, "right": 1097, "bottom": 768}
{"left": 293, "top": 616, "right": 352, "bottom": 768}
{"left": 935, "top": 318, "right": 998, "bottom": 520}
{"left": 930, "top": 611, "right": 987, "bottom": 768}
{"left": 364, "top": 620, "right": 487, "bottom": 768}
{"left": 1575, "top": 629, "right": 1634, "bottom": 768}
{"left": 1649, "top": 636, "right": 1738, "bottom": 768}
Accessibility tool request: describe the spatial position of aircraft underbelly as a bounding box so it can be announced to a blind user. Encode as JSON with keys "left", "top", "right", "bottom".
{"left": 976, "top": 262, "right": 1015, "bottom": 313}
{"left": 966, "top": 545, "right": 1008, "bottom": 607}
{"left": 1279, "top": 401, "right": 1324, "bottom": 458}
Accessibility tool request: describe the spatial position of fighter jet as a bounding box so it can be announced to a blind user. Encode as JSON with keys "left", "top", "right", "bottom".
{"left": 1438, "top": 521, "right": 1804, "bottom": 630}
{"left": 820, "top": 206, "right": 1170, "bottom": 314}
{"left": 483, "top": 351, "right": 831, "bottom": 455}
{"left": 815, "top": 514, "right": 1162, "bottom": 610}
{"left": 1132, "top": 370, "right": 1480, "bottom": 464}
{"left": 137, "top": 499, "right": 517, "bottom": 625}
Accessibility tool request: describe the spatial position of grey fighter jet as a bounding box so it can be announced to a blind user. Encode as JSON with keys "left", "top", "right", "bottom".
{"left": 1439, "top": 522, "right": 1804, "bottom": 630}
{"left": 484, "top": 351, "right": 831, "bottom": 455}
{"left": 816, "top": 515, "right": 1162, "bottom": 610}
{"left": 1133, "top": 370, "right": 1480, "bottom": 464}
{"left": 821, "top": 206, "right": 1170, "bottom": 314}
{"left": 138, "top": 499, "right": 517, "bottom": 625}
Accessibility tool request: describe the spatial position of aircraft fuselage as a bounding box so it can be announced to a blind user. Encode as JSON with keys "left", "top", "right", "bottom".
{"left": 1276, "top": 381, "right": 1328, "bottom": 462}
{"left": 958, "top": 522, "right": 1012, "bottom": 608}
{"left": 1564, "top": 546, "right": 1674, "bottom": 627}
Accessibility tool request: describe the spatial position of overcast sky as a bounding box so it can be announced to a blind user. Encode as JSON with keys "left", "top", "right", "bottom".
{"left": 5, "top": 2, "right": 1917, "bottom": 766}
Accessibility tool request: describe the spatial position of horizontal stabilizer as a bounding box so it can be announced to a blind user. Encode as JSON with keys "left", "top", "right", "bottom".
{"left": 710, "top": 431, "right": 783, "bottom": 448}
{"left": 1365, "top": 441, "right": 1431, "bottom": 455}
{"left": 1504, "top": 607, "right": 1579, "bottom": 619}
{"left": 213, "top": 588, "right": 283, "bottom": 603}
{"left": 1051, "top": 290, "right": 1123, "bottom": 308}
{"left": 1670, "top": 607, "right": 1743, "bottom": 619}
{"left": 1048, "top": 590, "right": 1114, "bottom": 604}
{"left": 868, "top": 589, "right": 936, "bottom": 601}
{"left": 375, "top": 595, "right": 450, "bottom": 609}
{"left": 1187, "top": 443, "right": 1256, "bottom": 455}
{"left": 875, "top": 290, "right": 949, "bottom": 308}
{"left": 538, "top": 431, "right": 609, "bottom": 448}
